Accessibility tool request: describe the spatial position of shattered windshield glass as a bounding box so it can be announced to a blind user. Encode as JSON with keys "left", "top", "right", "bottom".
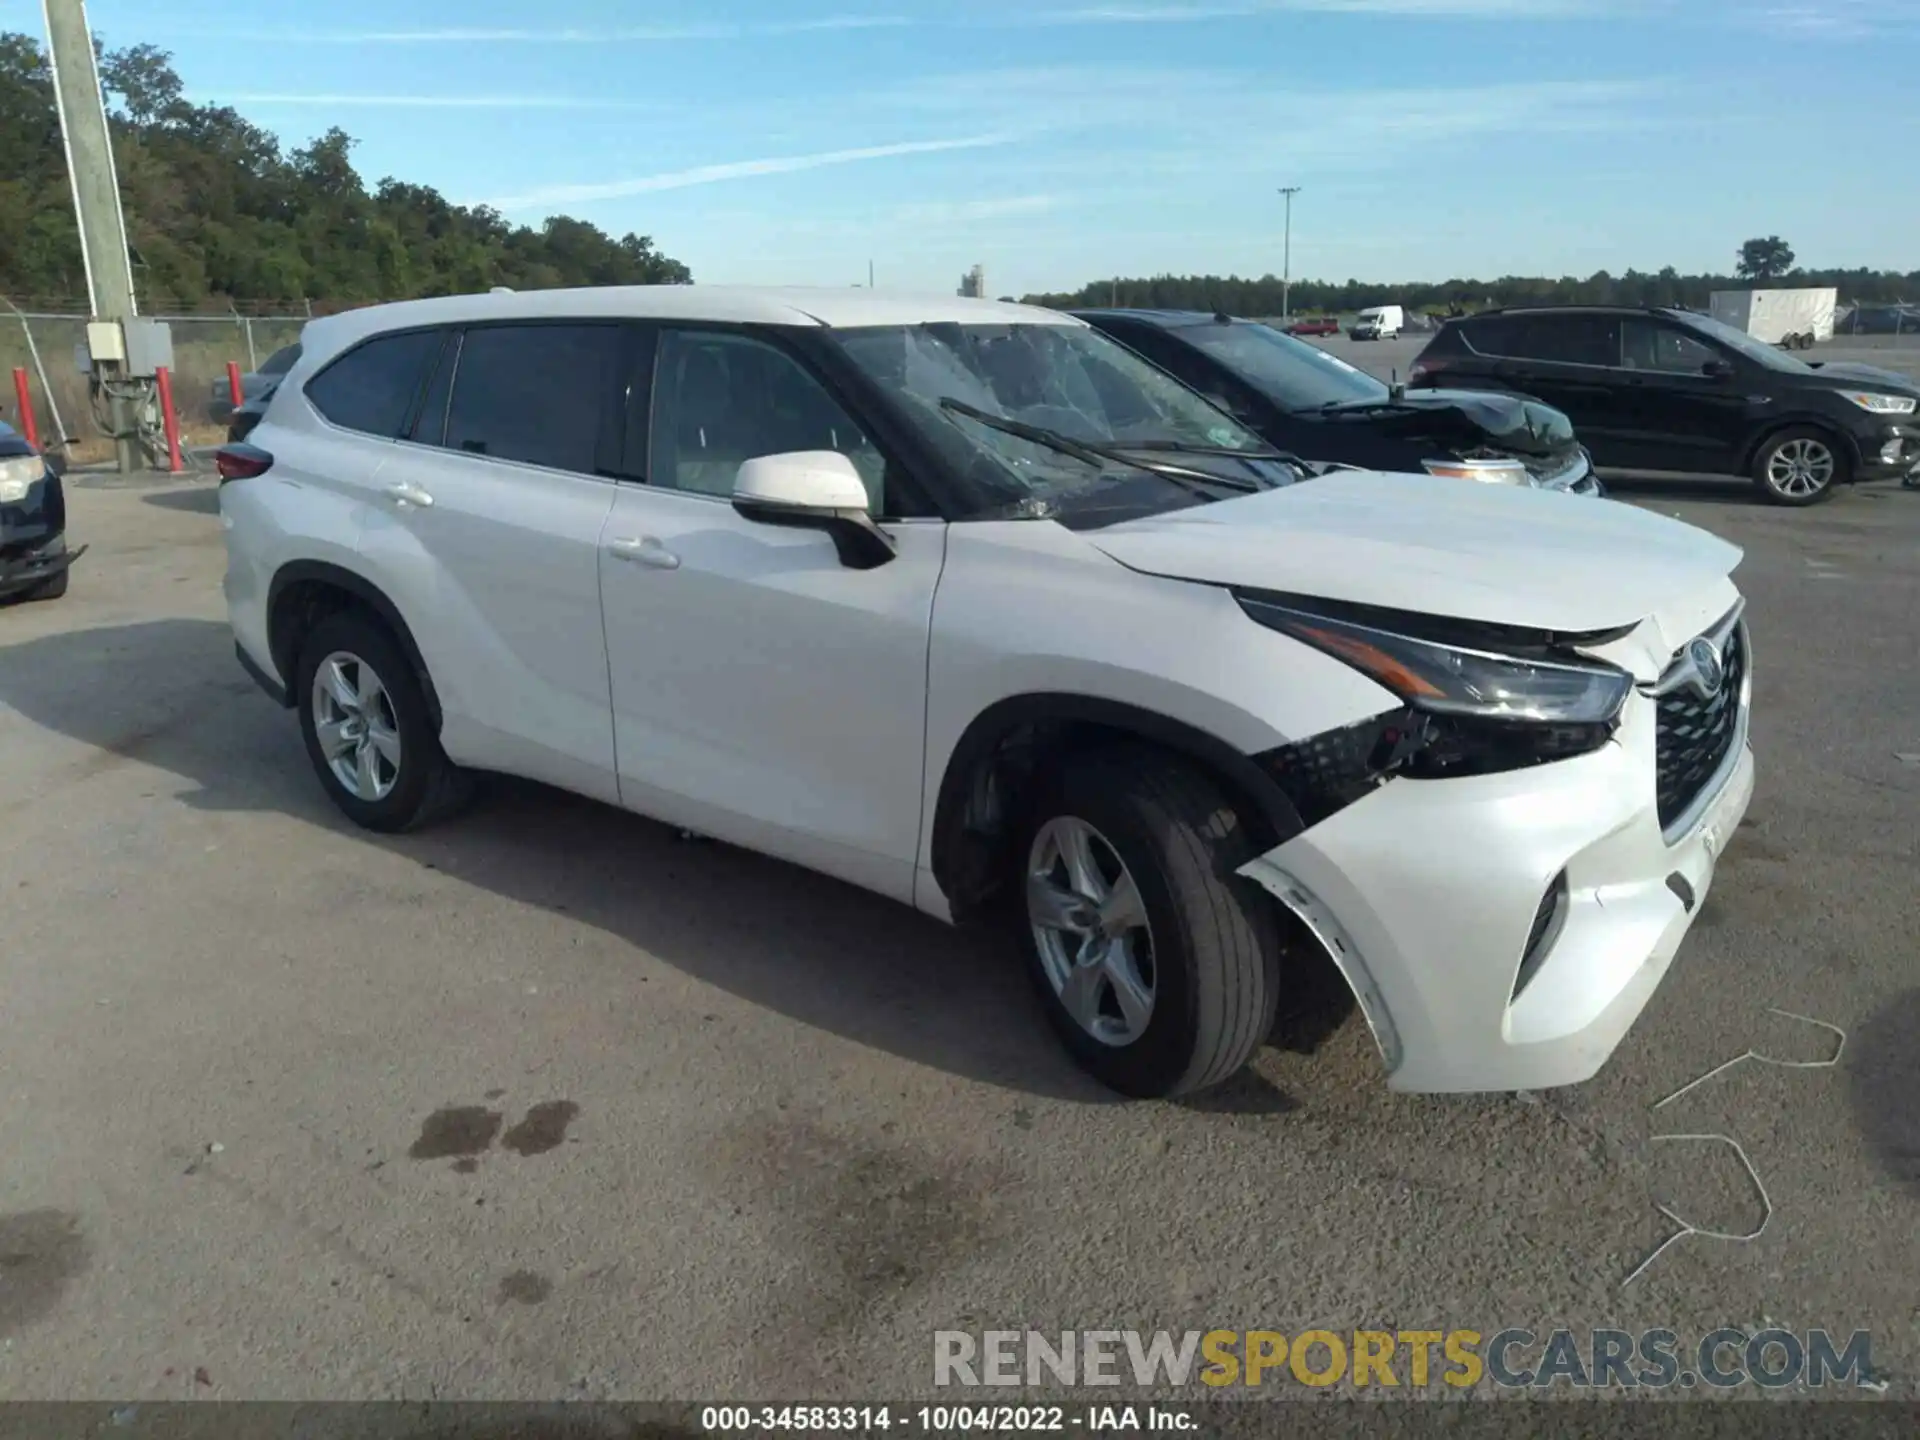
{"left": 830, "top": 321, "right": 1298, "bottom": 518}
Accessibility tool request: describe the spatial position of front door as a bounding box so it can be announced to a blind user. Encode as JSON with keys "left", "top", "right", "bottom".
{"left": 599, "top": 325, "right": 946, "bottom": 903}
{"left": 1611, "top": 318, "right": 1751, "bottom": 473}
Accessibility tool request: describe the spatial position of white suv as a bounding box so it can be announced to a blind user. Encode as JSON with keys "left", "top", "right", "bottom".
{"left": 220, "top": 287, "right": 1755, "bottom": 1100}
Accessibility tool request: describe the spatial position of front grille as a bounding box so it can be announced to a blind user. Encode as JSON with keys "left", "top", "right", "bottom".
{"left": 1654, "top": 620, "right": 1747, "bottom": 832}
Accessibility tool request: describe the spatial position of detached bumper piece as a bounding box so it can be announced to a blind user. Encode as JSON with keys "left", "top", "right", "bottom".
{"left": 0, "top": 539, "right": 84, "bottom": 593}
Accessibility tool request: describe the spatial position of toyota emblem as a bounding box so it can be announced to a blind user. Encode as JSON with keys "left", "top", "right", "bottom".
{"left": 1687, "top": 636, "right": 1725, "bottom": 697}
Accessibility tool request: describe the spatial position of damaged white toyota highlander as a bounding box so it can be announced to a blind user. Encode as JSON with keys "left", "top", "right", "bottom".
{"left": 220, "top": 288, "right": 1754, "bottom": 1099}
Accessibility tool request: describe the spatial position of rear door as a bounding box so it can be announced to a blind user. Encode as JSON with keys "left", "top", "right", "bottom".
{"left": 1611, "top": 318, "right": 1750, "bottom": 472}
{"left": 1462, "top": 314, "right": 1626, "bottom": 455}
{"left": 351, "top": 321, "right": 627, "bottom": 802}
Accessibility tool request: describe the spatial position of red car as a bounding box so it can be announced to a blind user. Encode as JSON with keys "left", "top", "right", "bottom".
{"left": 1283, "top": 316, "right": 1339, "bottom": 337}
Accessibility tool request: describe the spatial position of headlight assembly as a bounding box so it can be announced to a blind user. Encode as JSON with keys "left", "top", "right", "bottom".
{"left": 0, "top": 452, "right": 43, "bottom": 504}
{"left": 1239, "top": 594, "right": 1635, "bottom": 806}
{"left": 1842, "top": 391, "right": 1917, "bottom": 416}
{"left": 1238, "top": 596, "right": 1633, "bottom": 725}
{"left": 1420, "top": 456, "right": 1534, "bottom": 487}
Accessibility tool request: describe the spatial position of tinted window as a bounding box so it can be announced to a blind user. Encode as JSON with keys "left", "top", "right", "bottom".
{"left": 1181, "top": 321, "right": 1387, "bottom": 409}
{"left": 1622, "top": 320, "right": 1718, "bottom": 374}
{"left": 650, "top": 329, "right": 888, "bottom": 510}
{"left": 305, "top": 330, "right": 441, "bottom": 437}
{"left": 260, "top": 344, "right": 301, "bottom": 376}
{"left": 443, "top": 323, "right": 623, "bottom": 474}
{"left": 1469, "top": 314, "right": 1617, "bottom": 367}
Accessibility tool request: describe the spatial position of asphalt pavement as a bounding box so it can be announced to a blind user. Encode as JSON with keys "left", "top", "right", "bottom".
{"left": 1, "top": 458, "right": 1916, "bottom": 1404}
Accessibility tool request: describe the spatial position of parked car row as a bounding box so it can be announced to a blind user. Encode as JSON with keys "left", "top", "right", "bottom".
{"left": 1075, "top": 309, "right": 1602, "bottom": 494}
{"left": 216, "top": 286, "right": 1755, "bottom": 1102}
{"left": 1407, "top": 304, "right": 1920, "bottom": 504}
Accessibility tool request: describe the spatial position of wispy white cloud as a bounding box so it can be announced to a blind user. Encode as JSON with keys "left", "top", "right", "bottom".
{"left": 1752, "top": 2, "right": 1920, "bottom": 38}
{"left": 206, "top": 15, "right": 912, "bottom": 44}
{"left": 482, "top": 135, "right": 1021, "bottom": 212}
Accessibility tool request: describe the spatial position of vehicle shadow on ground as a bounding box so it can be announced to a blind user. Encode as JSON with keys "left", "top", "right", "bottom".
{"left": 2, "top": 616, "right": 1215, "bottom": 1106}
{"left": 1847, "top": 989, "right": 1920, "bottom": 1198}
{"left": 1601, "top": 473, "right": 1764, "bottom": 508}
{"left": 140, "top": 484, "right": 221, "bottom": 515}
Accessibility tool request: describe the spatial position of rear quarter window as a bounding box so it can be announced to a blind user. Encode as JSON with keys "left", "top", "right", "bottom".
{"left": 304, "top": 330, "right": 444, "bottom": 437}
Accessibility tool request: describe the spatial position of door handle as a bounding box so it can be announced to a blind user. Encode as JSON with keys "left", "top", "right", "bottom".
{"left": 385, "top": 482, "right": 433, "bottom": 508}
{"left": 606, "top": 535, "right": 679, "bottom": 570}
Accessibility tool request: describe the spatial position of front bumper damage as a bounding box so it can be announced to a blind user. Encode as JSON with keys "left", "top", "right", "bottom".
{"left": 1, "top": 467, "right": 81, "bottom": 595}
{"left": 1235, "top": 654, "right": 1753, "bottom": 1094}
{"left": 0, "top": 537, "right": 85, "bottom": 594}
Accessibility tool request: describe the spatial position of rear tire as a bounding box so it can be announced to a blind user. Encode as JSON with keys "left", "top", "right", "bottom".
{"left": 1014, "top": 746, "right": 1282, "bottom": 1099}
{"left": 294, "top": 609, "right": 473, "bottom": 832}
{"left": 1752, "top": 426, "right": 1845, "bottom": 507}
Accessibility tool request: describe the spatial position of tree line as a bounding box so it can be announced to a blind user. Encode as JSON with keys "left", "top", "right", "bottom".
{"left": 0, "top": 31, "right": 691, "bottom": 310}
{"left": 1022, "top": 259, "right": 1918, "bottom": 318}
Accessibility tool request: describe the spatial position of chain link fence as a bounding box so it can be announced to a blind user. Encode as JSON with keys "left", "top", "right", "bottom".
{"left": 0, "top": 300, "right": 324, "bottom": 462}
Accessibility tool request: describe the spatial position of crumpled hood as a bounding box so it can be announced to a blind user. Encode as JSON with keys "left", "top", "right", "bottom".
{"left": 1085, "top": 468, "right": 1742, "bottom": 634}
{"left": 1319, "top": 388, "right": 1576, "bottom": 456}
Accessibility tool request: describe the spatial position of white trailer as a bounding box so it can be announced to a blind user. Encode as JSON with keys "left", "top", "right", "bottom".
{"left": 1709, "top": 287, "right": 1837, "bottom": 348}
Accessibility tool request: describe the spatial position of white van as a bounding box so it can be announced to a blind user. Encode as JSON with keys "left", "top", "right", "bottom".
{"left": 1349, "top": 305, "right": 1405, "bottom": 340}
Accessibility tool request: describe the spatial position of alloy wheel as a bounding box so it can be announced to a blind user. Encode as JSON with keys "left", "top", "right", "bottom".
{"left": 1765, "top": 438, "right": 1834, "bottom": 499}
{"left": 1026, "top": 816, "right": 1157, "bottom": 1047}
{"left": 310, "top": 650, "right": 403, "bottom": 802}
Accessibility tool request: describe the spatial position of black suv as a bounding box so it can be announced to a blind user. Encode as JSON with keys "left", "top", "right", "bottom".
{"left": 1074, "top": 309, "right": 1601, "bottom": 495}
{"left": 1409, "top": 305, "right": 1920, "bottom": 505}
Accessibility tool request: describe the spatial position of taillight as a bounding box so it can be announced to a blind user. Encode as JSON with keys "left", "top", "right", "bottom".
{"left": 215, "top": 444, "right": 273, "bottom": 483}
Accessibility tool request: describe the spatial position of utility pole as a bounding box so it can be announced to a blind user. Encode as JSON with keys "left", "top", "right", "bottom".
{"left": 868, "top": 259, "right": 875, "bottom": 289}
{"left": 1278, "top": 186, "right": 1301, "bottom": 322}
{"left": 44, "top": 0, "right": 143, "bottom": 472}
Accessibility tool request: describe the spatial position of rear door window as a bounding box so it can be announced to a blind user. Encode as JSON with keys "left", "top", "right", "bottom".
{"left": 1468, "top": 315, "right": 1618, "bottom": 367}
{"left": 305, "top": 329, "right": 443, "bottom": 437}
{"left": 441, "top": 323, "right": 625, "bottom": 475}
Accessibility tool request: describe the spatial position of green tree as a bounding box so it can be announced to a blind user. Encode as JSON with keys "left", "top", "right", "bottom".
{"left": 1735, "top": 236, "right": 1795, "bottom": 282}
{"left": 0, "top": 30, "right": 692, "bottom": 306}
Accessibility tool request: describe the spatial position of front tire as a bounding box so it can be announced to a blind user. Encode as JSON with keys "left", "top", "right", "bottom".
{"left": 1015, "top": 747, "right": 1282, "bottom": 1099}
{"left": 294, "top": 609, "right": 472, "bottom": 832}
{"left": 12, "top": 540, "right": 70, "bottom": 602}
{"left": 1752, "top": 426, "right": 1845, "bottom": 506}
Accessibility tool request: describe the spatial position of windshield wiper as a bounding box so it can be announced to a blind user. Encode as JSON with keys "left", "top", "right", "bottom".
{"left": 937, "top": 397, "right": 1267, "bottom": 494}
{"left": 1116, "top": 438, "right": 1301, "bottom": 463}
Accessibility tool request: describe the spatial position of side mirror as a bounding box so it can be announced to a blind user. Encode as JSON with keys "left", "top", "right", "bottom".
{"left": 1701, "top": 359, "right": 1733, "bottom": 379}
{"left": 731, "top": 451, "right": 895, "bottom": 570}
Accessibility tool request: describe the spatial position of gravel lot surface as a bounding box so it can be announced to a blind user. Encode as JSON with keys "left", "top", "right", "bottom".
{"left": 1, "top": 450, "right": 1915, "bottom": 1404}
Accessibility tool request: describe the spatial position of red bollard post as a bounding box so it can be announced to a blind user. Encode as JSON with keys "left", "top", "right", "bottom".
{"left": 154, "top": 365, "right": 185, "bottom": 474}
{"left": 226, "top": 360, "right": 245, "bottom": 411}
{"left": 11, "top": 367, "right": 38, "bottom": 451}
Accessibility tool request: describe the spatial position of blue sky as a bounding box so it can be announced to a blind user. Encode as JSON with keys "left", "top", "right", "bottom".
{"left": 18, "top": 0, "right": 1920, "bottom": 295}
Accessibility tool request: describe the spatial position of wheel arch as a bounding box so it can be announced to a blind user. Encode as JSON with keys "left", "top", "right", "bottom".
{"left": 927, "top": 692, "right": 1305, "bottom": 926}
{"left": 266, "top": 560, "right": 443, "bottom": 729}
{"left": 1739, "top": 415, "right": 1859, "bottom": 478}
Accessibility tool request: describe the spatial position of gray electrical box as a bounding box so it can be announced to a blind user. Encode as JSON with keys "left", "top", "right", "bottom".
{"left": 121, "top": 318, "right": 175, "bottom": 378}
